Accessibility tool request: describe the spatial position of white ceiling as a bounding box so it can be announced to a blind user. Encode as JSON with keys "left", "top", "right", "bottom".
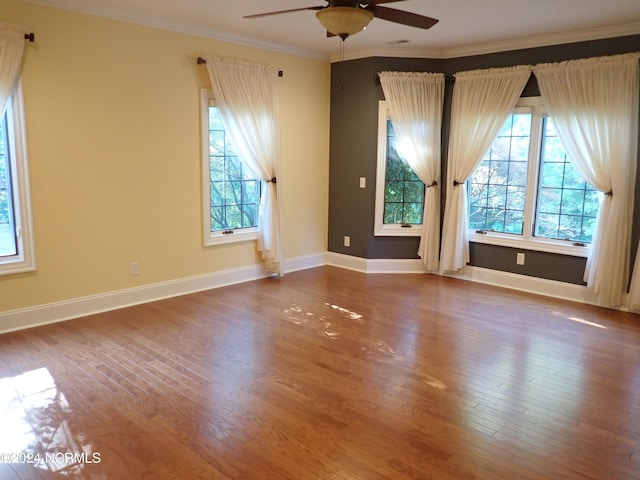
{"left": 25, "top": 0, "right": 640, "bottom": 61}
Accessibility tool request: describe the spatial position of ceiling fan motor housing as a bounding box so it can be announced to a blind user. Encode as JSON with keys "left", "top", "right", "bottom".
{"left": 316, "top": 6, "right": 375, "bottom": 39}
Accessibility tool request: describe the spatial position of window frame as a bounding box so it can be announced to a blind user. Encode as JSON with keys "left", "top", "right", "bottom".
{"left": 201, "top": 89, "right": 260, "bottom": 247}
{"left": 374, "top": 101, "right": 424, "bottom": 237}
{"left": 468, "top": 96, "right": 593, "bottom": 258}
{"left": 0, "top": 82, "right": 35, "bottom": 276}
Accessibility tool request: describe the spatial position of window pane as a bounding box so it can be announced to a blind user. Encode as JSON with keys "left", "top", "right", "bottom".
{"left": 534, "top": 118, "right": 602, "bottom": 243}
{"left": 537, "top": 187, "right": 562, "bottom": 215}
{"left": 242, "top": 202, "right": 257, "bottom": 228}
{"left": 383, "top": 119, "right": 424, "bottom": 225}
{"left": 211, "top": 206, "right": 224, "bottom": 231}
{"left": 384, "top": 203, "right": 403, "bottom": 224}
{"left": 536, "top": 212, "right": 560, "bottom": 239}
{"left": 208, "top": 106, "right": 260, "bottom": 233}
{"left": 469, "top": 113, "right": 531, "bottom": 234}
{"left": 469, "top": 206, "right": 487, "bottom": 230}
{"left": 385, "top": 181, "right": 404, "bottom": 203}
{"left": 403, "top": 203, "right": 423, "bottom": 224}
{"left": 210, "top": 130, "right": 225, "bottom": 157}
{"left": 224, "top": 181, "right": 242, "bottom": 206}
{"left": 507, "top": 185, "right": 526, "bottom": 211}
{"left": 0, "top": 113, "right": 17, "bottom": 257}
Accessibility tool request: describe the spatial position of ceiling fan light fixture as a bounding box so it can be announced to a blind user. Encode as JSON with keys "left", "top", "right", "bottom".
{"left": 316, "top": 6, "right": 374, "bottom": 39}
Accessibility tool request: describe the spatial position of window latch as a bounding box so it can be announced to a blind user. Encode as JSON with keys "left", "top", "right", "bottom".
{"left": 572, "top": 241, "right": 586, "bottom": 247}
{"left": 475, "top": 230, "right": 487, "bottom": 234}
{"left": 222, "top": 230, "right": 234, "bottom": 235}
{"left": 401, "top": 224, "right": 412, "bottom": 228}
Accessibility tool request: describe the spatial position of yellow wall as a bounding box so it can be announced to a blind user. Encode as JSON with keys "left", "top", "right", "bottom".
{"left": 0, "top": 0, "right": 330, "bottom": 312}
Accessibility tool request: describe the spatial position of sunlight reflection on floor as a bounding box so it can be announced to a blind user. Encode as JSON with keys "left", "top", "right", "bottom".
{"left": 282, "top": 302, "right": 448, "bottom": 391}
{"left": 0, "top": 368, "right": 99, "bottom": 475}
{"left": 553, "top": 311, "right": 608, "bottom": 329}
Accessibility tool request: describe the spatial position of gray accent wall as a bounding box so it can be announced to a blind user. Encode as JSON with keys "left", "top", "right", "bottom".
{"left": 328, "top": 34, "right": 640, "bottom": 285}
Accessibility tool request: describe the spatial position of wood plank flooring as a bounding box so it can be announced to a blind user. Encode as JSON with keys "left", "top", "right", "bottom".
{"left": 1, "top": 266, "right": 639, "bottom": 479}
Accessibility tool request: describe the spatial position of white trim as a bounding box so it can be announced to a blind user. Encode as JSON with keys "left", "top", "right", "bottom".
{"left": 331, "top": 22, "right": 640, "bottom": 62}
{"left": 468, "top": 232, "right": 590, "bottom": 257}
{"left": 24, "top": 0, "right": 327, "bottom": 61}
{"left": 283, "top": 252, "right": 326, "bottom": 273}
{"left": 325, "top": 251, "right": 369, "bottom": 273}
{"left": 468, "top": 97, "right": 599, "bottom": 258}
{"left": 325, "top": 253, "right": 609, "bottom": 308}
{"left": 200, "top": 89, "right": 262, "bottom": 247}
{"left": 0, "top": 252, "right": 326, "bottom": 334}
{"left": 0, "top": 82, "right": 36, "bottom": 276}
{"left": 22, "top": 1, "right": 640, "bottom": 62}
{"left": 367, "top": 258, "right": 426, "bottom": 274}
{"left": 0, "top": 264, "right": 268, "bottom": 334}
{"left": 440, "top": 22, "right": 640, "bottom": 61}
{"left": 2, "top": 251, "right": 630, "bottom": 335}
{"left": 325, "top": 251, "right": 425, "bottom": 274}
{"left": 445, "top": 265, "right": 600, "bottom": 306}
{"left": 374, "top": 101, "right": 424, "bottom": 237}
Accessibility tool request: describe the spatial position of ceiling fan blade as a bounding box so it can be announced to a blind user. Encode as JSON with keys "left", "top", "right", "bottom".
{"left": 367, "top": 5, "right": 438, "bottom": 29}
{"left": 244, "top": 6, "right": 323, "bottom": 19}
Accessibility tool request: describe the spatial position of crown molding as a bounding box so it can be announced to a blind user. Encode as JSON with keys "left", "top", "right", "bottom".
{"left": 331, "top": 21, "right": 640, "bottom": 62}
{"left": 23, "top": 1, "right": 640, "bottom": 63}
{"left": 23, "top": 0, "right": 328, "bottom": 60}
{"left": 441, "top": 21, "right": 640, "bottom": 59}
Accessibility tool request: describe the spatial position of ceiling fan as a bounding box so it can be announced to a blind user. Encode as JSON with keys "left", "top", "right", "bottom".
{"left": 244, "top": 1, "right": 439, "bottom": 40}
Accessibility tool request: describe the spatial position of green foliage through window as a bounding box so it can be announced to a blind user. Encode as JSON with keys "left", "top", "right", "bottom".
{"left": 384, "top": 119, "right": 424, "bottom": 225}
{"left": 208, "top": 107, "right": 260, "bottom": 232}
{"left": 469, "top": 114, "right": 531, "bottom": 235}
{"left": 535, "top": 118, "right": 601, "bottom": 243}
{"left": 469, "top": 111, "right": 602, "bottom": 244}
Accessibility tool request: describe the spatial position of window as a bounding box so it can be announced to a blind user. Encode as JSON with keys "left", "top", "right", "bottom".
{"left": 201, "top": 90, "right": 261, "bottom": 246}
{"left": 468, "top": 111, "right": 531, "bottom": 235}
{"left": 535, "top": 118, "right": 601, "bottom": 243}
{"left": 374, "top": 101, "right": 424, "bottom": 236}
{"left": 0, "top": 83, "right": 35, "bottom": 275}
{"left": 468, "top": 97, "right": 602, "bottom": 256}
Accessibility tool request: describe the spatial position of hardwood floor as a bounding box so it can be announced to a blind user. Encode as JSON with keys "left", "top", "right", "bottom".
{"left": 1, "top": 266, "right": 639, "bottom": 479}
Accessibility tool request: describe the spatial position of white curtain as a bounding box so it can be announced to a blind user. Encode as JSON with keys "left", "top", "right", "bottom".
{"left": 0, "top": 22, "right": 26, "bottom": 116}
{"left": 534, "top": 53, "right": 639, "bottom": 307}
{"left": 379, "top": 71, "right": 444, "bottom": 271}
{"left": 205, "top": 56, "right": 283, "bottom": 274}
{"left": 439, "top": 65, "right": 533, "bottom": 273}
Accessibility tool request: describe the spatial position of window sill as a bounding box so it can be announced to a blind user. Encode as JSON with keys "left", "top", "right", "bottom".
{"left": 374, "top": 224, "right": 423, "bottom": 237}
{"left": 468, "top": 231, "right": 590, "bottom": 258}
{"left": 0, "top": 258, "right": 37, "bottom": 276}
{"left": 204, "top": 229, "right": 258, "bottom": 247}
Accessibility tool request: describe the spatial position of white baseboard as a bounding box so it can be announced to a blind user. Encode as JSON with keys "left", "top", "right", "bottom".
{"left": 0, "top": 251, "right": 619, "bottom": 334}
{"left": 445, "top": 266, "right": 600, "bottom": 306}
{"left": 325, "top": 253, "right": 605, "bottom": 307}
{"left": 0, "top": 264, "right": 270, "bottom": 335}
{"left": 325, "top": 252, "right": 426, "bottom": 273}
{"left": 283, "top": 252, "right": 326, "bottom": 273}
{"left": 0, "top": 252, "right": 327, "bottom": 335}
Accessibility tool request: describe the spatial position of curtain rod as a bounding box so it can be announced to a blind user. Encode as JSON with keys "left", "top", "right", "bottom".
{"left": 25, "top": 33, "right": 35, "bottom": 42}
{"left": 197, "top": 57, "right": 283, "bottom": 77}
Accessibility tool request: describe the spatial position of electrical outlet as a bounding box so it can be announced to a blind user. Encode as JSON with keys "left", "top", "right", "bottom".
{"left": 130, "top": 261, "right": 140, "bottom": 276}
{"left": 359, "top": 177, "right": 366, "bottom": 188}
{"left": 516, "top": 253, "right": 525, "bottom": 265}
{"left": 344, "top": 236, "right": 351, "bottom": 247}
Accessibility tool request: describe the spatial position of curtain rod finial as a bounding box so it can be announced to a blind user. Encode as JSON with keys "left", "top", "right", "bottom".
{"left": 25, "top": 33, "right": 35, "bottom": 42}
